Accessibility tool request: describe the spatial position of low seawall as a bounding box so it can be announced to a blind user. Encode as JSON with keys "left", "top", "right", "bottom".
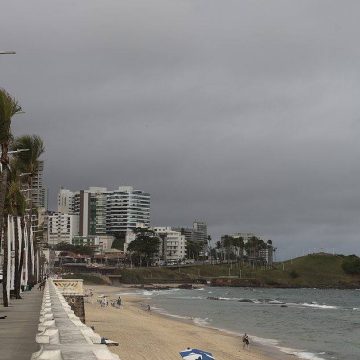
{"left": 53, "top": 279, "right": 86, "bottom": 323}
{"left": 32, "top": 279, "right": 120, "bottom": 360}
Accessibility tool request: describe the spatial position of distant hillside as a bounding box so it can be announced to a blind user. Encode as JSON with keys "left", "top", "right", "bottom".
{"left": 63, "top": 254, "right": 360, "bottom": 288}
{"left": 254, "top": 253, "right": 360, "bottom": 288}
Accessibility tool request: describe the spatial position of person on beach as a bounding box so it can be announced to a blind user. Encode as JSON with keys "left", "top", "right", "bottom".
{"left": 117, "top": 297, "right": 122, "bottom": 307}
{"left": 242, "top": 333, "right": 249, "bottom": 349}
{"left": 147, "top": 304, "right": 151, "bottom": 313}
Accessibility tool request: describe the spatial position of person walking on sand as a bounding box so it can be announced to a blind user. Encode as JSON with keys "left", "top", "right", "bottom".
{"left": 242, "top": 333, "right": 249, "bottom": 349}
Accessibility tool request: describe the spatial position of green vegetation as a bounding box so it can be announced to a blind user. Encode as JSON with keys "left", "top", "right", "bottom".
{"left": 62, "top": 254, "right": 360, "bottom": 288}
{"left": 127, "top": 228, "right": 160, "bottom": 266}
{"left": 111, "top": 237, "right": 125, "bottom": 251}
{"left": 54, "top": 242, "right": 94, "bottom": 256}
{"left": 341, "top": 255, "right": 360, "bottom": 275}
{"left": 114, "top": 254, "right": 360, "bottom": 288}
{"left": 251, "top": 254, "right": 360, "bottom": 288}
{"left": 116, "top": 268, "right": 193, "bottom": 284}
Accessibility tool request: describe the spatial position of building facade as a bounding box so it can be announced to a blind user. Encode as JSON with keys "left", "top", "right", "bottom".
{"left": 153, "top": 226, "right": 186, "bottom": 262}
{"left": 192, "top": 220, "right": 208, "bottom": 243}
{"left": 54, "top": 185, "right": 150, "bottom": 249}
{"left": 106, "top": 186, "right": 150, "bottom": 234}
{"left": 47, "top": 213, "right": 79, "bottom": 246}
{"left": 58, "top": 188, "right": 76, "bottom": 214}
{"left": 32, "top": 160, "right": 48, "bottom": 209}
{"left": 79, "top": 187, "right": 107, "bottom": 236}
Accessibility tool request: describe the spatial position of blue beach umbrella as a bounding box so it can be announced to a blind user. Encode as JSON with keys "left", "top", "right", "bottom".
{"left": 179, "top": 348, "right": 215, "bottom": 360}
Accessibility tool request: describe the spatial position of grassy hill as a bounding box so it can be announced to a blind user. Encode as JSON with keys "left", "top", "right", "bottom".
{"left": 63, "top": 254, "right": 360, "bottom": 288}
{"left": 254, "top": 253, "right": 360, "bottom": 288}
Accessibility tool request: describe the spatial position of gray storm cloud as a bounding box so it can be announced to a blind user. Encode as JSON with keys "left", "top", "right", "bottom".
{"left": 1, "top": 0, "right": 360, "bottom": 258}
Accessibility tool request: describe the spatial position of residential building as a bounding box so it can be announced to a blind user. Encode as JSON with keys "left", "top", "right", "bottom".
{"left": 192, "top": 220, "right": 208, "bottom": 243}
{"left": 54, "top": 185, "right": 150, "bottom": 249}
{"left": 32, "top": 160, "right": 48, "bottom": 209}
{"left": 106, "top": 186, "right": 150, "bottom": 234}
{"left": 71, "top": 234, "right": 114, "bottom": 250}
{"left": 174, "top": 221, "right": 208, "bottom": 244}
{"left": 153, "top": 226, "right": 186, "bottom": 262}
{"left": 174, "top": 227, "right": 193, "bottom": 243}
{"left": 79, "top": 187, "right": 107, "bottom": 236}
{"left": 47, "top": 213, "right": 79, "bottom": 246}
{"left": 57, "top": 188, "right": 76, "bottom": 214}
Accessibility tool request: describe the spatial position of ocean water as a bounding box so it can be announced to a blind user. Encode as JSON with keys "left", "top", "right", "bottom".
{"left": 124, "top": 287, "right": 360, "bottom": 360}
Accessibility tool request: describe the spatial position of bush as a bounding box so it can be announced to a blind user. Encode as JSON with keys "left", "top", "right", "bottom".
{"left": 289, "top": 270, "right": 300, "bottom": 279}
{"left": 342, "top": 255, "right": 360, "bottom": 274}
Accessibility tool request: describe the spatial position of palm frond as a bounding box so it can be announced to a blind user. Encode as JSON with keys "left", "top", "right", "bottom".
{"left": 0, "top": 89, "right": 22, "bottom": 144}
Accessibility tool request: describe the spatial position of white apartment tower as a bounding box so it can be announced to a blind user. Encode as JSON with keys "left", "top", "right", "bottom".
{"left": 106, "top": 186, "right": 150, "bottom": 234}
{"left": 47, "top": 213, "right": 79, "bottom": 246}
{"left": 153, "top": 227, "right": 186, "bottom": 262}
{"left": 57, "top": 188, "right": 76, "bottom": 214}
{"left": 32, "top": 160, "right": 48, "bottom": 209}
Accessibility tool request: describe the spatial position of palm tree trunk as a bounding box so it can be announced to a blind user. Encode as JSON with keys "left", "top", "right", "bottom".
{"left": 0, "top": 164, "right": 9, "bottom": 250}
{"left": 14, "top": 216, "right": 20, "bottom": 298}
{"left": 26, "top": 177, "right": 34, "bottom": 284}
{"left": 15, "top": 217, "right": 25, "bottom": 298}
{"left": 2, "top": 218, "right": 9, "bottom": 307}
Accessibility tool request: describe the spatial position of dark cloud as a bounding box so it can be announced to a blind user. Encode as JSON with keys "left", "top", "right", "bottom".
{"left": 1, "top": 0, "right": 360, "bottom": 258}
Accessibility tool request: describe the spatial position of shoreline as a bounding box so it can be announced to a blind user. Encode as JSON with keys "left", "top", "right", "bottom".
{"left": 84, "top": 284, "right": 294, "bottom": 360}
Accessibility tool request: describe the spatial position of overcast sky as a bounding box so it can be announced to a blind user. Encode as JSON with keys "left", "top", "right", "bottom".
{"left": 1, "top": 0, "right": 360, "bottom": 259}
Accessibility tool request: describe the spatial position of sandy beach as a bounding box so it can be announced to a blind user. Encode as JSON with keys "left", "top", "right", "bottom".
{"left": 84, "top": 285, "right": 293, "bottom": 360}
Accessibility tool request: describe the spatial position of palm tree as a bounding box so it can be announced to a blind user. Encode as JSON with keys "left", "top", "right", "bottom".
{"left": 0, "top": 90, "right": 21, "bottom": 307}
{"left": 223, "top": 235, "right": 233, "bottom": 263}
{"left": 232, "top": 236, "right": 244, "bottom": 264}
{"left": 12, "top": 135, "right": 44, "bottom": 284}
{"left": 0, "top": 89, "right": 22, "bottom": 250}
{"left": 7, "top": 161, "right": 27, "bottom": 298}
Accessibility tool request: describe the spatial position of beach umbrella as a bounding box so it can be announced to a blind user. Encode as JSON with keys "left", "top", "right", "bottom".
{"left": 179, "top": 348, "right": 215, "bottom": 360}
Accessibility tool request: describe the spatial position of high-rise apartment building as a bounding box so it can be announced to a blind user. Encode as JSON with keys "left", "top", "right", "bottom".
{"left": 192, "top": 220, "right": 208, "bottom": 243}
{"left": 106, "top": 186, "right": 150, "bottom": 234}
{"left": 54, "top": 186, "right": 150, "bottom": 246}
{"left": 174, "top": 221, "right": 208, "bottom": 244}
{"left": 47, "top": 213, "right": 79, "bottom": 246}
{"left": 32, "top": 160, "right": 48, "bottom": 209}
{"left": 58, "top": 188, "right": 76, "bottom": 214}
{"left": 79, "top": 187, "right": 107, "bottom": 236}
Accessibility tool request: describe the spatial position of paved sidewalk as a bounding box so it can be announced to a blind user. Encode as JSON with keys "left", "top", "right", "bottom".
{"left": 0, "top": 288, "right": 43, "bottom": 360}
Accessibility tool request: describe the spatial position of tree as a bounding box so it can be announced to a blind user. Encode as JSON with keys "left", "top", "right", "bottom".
{"left": 342, "top": 255, "right": 360, "bottom": 275}
{"left": 54, "top": 242, "right": 94, "bottom": 256}
{"left": 0, "top": 89, "right": 22, "bottom": 307}
{"left": 223, "top": 235, "right": 234, "bottom": 263}
{"left": 6, "top": 162, "right": 27, "bottom": 298}
{"left": 186, "top": 240, "right": 202, "bottom": 260}
{"left": 232, "top": 236, "right": 244, "bottom": 262}
{"left": 127, "top": 228, "right": 160, "bottom": 266}
{"left": 12, "top": 135, "right": 44, "bottom": 283}
{"left": 111, "top": 233, "right": 125, "bottom": 251}
{"left": 244, "top": 236, "right": 267, "bottom": 267}
{"left": 0, "top": 90, "right": 21, "bottom": 246}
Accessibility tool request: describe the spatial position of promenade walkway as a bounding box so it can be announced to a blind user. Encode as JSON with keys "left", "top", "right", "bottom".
{"left": 0, "top": 288, "right": 43, "bottom": 360}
